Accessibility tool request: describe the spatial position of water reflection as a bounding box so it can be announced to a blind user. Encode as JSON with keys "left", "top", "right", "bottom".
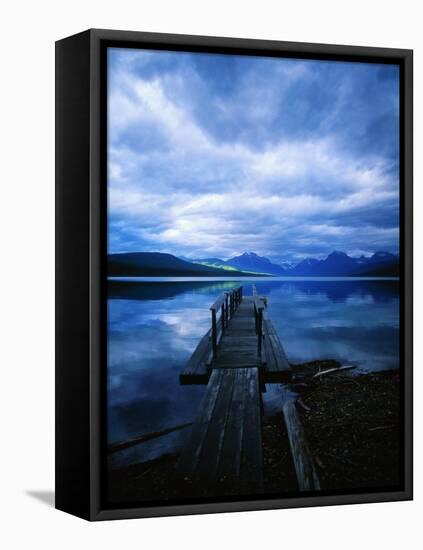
{"left": 109, "top": 278, "right": 399, "bottom": 304}
{"left": 108, "top": 278, "right": 399, "bottom": 467}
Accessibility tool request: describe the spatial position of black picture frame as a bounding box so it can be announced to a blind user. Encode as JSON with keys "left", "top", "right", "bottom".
{"left": 55, "top": 28, "right": 413, "bottom": 521}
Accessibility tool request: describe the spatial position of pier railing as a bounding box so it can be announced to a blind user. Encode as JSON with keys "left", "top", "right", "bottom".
{"left": 252, "top": 284, "right": 266, "bottom": 357}
{"left": 210, "top": 286, "right": 243, "bottom": 358}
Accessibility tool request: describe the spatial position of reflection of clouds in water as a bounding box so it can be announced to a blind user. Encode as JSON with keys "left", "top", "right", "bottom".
{"left": 109, "top": 374, "right": 122, "bottom": 390}
{"left": 109, "top": 295, "right": 211, "bottom": 333}
{"left": 108, "top": 323, "right": 180, "bottom": 370}
{"left": 108, "top": 294, "right": 208, "bottom": 466}
{"left": 107, "top": 279, "right": 400, "bottom": 467}
{"left": 263, "top": 279, "right": 399, "bottom": 370}
{"left": 255, "top": 279, "right": 399, "bottom": 305}
{"left": 153, "top": 310, "right": 209, "bottom": 338}
{"left": 309, "top": 319, "right": 355, "bottom": 328}
{"left": 345, "top": 294, "right": 375, "bottom": 306}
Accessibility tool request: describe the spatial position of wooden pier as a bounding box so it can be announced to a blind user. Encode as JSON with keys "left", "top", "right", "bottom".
{"left": 177, "top": 284, "right": 321, "bottom": 494}
{"left": 180, "top": 286, "right": 291, "bottom": 385}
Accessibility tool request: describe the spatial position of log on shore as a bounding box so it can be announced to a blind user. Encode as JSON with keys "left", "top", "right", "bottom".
{"left": 281, "top": 389, "right": 321, "bottom": 491}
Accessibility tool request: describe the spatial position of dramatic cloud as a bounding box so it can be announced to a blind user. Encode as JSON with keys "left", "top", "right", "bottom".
{"left": 108, "top": 48, "right": 400, "bottom": 262}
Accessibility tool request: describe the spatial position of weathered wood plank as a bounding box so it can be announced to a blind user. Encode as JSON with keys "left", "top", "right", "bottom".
{"left": 226, "top": 325, "right": 256, "bottom": 334}
{"left": 215, "top": 369, "right": 247, "bottom": 482}
{"left": 217, "top": 336, "right": 257, "bottom": 349}
{"left": 194, "top": 369, "right": 236, "bottom": 481}
{"left": 268, "top": 334, "right": 289, "bottom": 369}
{"left": 179, "top": 328, "right": 212, "bottom": 384}
{"left": 227, "top": 315, "right": 255, "bottom": 324}
{"left": 214, "top": 334, "right": 260, "bottom": 368}
{"left": 176, "top": 369, "right": 223, "bottom": 473}
{"left": 240, "top": 368, "right": 263, "bottom": 491}
{"left": 263, "top": 319, "right": 291, "bottom": 382}
{"left": 215, "top": 362, "right": 259, "bottom": 368}
{"left": 177, "top": 368, "right": 263, "bottom": 492}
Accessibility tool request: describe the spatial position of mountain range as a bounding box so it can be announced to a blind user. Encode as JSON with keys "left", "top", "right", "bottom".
{"left": 190, "top": 250, "right": 399, "bottom": 277}
{"left": 287, "top": 251, "right": 399, "bottom": 276}
{"left": 108, "top": 250, "right": 399, "bottom": 277}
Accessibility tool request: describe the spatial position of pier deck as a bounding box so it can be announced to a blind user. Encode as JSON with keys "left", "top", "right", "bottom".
{"left": 177, "top": 285, "right": 293, "bottom": 492}
{"left": 180, "top": 288, "right": 290, "bottom": 384}
{"left": 177, "top": 367, "right": 263, "bottom": 492}
{"left": 213, "top": 297, "right": 262, "bottom": 368}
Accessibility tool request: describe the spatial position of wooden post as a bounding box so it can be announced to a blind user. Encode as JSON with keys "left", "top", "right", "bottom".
{"left": 257, "top": 307, "right": 263, "bottom": 357}
{"left": 224, "top": 293, "right": 229, "bottom": 326}
{"left": 221, "top": 303, "right": 225, "bottom": 333}
{"left": 211, "top": 309, "right": 217, "bottom": 358}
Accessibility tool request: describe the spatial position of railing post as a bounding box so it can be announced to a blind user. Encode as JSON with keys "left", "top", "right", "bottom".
{"left": 221, "top": 303, "right": 225, "bottom": 334}
{"left": 224, "top": 293, "right": 229, "bottom": 326}
{"left": 211, "top": 309, "right": 217, "bottom": 358}
{"left": 257, "top": 307, "right": 263, "bottom": 357}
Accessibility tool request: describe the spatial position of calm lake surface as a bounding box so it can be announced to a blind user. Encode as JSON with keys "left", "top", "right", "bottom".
{"left": 107, "top": 277, "right": 400, "bottom": 467}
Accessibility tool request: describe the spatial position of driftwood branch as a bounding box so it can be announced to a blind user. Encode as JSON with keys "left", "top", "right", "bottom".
{"left": 108, "top": 422, "right": 192, "bottom": 455}
{"left": 312, "top": 365, "right": 356, "bottom": 379}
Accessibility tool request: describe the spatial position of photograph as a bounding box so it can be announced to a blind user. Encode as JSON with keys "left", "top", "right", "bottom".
{"left": 1, "top": 0, "right": 419, "bottom": 545}
{"left": 105, "top": 45, "right": 403, "bottom": 507}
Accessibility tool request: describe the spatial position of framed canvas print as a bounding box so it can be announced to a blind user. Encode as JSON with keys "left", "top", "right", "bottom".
{"left": 55, "top": 29, "right": 413, "bottom": 521}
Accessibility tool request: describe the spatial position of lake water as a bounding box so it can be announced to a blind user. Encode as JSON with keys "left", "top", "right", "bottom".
{"left": 107, "top": 277, "right": 400, "bottom": 467}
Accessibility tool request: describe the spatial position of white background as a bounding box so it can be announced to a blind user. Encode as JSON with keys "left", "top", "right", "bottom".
{"left": 0, "top": 0, "right": 420, "bottom": 548}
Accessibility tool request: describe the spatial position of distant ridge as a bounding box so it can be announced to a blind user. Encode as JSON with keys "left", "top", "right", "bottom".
{"left": 108, "top": 250, "right": 399, "bottom": 278}
{"left": 108, "top": 252, "right": 267, "bottom": 277}
{"left": 193, "top": 252, "right": 285, "bottom": 275}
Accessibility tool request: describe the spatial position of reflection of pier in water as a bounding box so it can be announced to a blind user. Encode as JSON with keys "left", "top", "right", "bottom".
{"left": 178, "top": 285, "right": 320, "bottom": 494}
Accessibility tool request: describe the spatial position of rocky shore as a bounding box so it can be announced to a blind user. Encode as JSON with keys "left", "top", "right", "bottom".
{"left": 107, "top": 362, "right": 401, "bottom": 504}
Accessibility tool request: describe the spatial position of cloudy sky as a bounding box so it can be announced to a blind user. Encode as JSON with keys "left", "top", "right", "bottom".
{"left": 107, "top": 47, "right": 399, "bottom": 263}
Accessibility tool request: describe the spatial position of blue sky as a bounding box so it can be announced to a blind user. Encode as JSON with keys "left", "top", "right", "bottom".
{"left": 107, "top": 47, "right": 399, "bottom": 263}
